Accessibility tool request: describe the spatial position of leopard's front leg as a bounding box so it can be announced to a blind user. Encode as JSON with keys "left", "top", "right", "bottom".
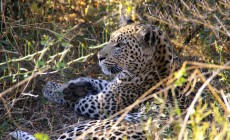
{"left": 67, "top": 77, "right": 108, "bottom": 93}
{"left": 62, "top": 77, "right": 108, "bottom": 102}
{"left": 43, "top": 77, "right": 108, "bottom": 106}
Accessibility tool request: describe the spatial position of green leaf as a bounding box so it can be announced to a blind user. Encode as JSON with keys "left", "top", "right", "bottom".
{"left": 61, "top": 42, "right": 70, "bottom": 47}
{"left": 41, "top": 41, "right": 48, "bottom": 46}
{"left": 41, "top": 35, "right": 50, "bottom": 46}
{"left": 145, "top": 102, "right": 151, "bottom": 113}
{"left": 34, "top": 133, "right": 50, "bottom": 140}
{"left": 127, "top": 6, "right": 132, "bottom": 14}
{"left": 0, "top": 65, "right": 8, "bottom": 71}
{"left": 180, "top": 77, "right": 186, "bottom": 83}
{"left": 44, "top": 35, "right": 49, "bottom": 41}
{"left": 37, "top": 60, "right": 45, "bottom": 68}
{"left": 56, "top": 62, "right": 65, "bottom": 69}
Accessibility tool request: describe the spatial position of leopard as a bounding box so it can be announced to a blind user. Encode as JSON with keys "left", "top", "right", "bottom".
{"left": 10, "top": 18, "right": 182, "bottom": 140}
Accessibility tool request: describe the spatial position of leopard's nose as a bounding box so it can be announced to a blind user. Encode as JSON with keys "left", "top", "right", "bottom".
{"left": 97, "top": 53, "right": 107, "bottom": 62}
{"left": 98, "top": 56, "right": 106, "bottom": 62}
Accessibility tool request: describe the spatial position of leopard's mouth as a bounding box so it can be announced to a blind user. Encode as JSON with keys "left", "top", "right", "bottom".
{"left": 107, "top": 66, "right": 123, "bottom": 74}
{"left": 99, "top": 61, "right": 122, "bottom": 75}
{"left": 102, "top": 65, "right": 122, "bottom": 75}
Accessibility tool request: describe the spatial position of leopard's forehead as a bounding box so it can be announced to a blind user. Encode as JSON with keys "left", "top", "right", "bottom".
{"left": 110, "top": 24, "right": 140, "bottom": 41}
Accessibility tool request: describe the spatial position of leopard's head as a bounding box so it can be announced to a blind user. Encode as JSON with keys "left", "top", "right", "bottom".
{"left": 98, "top": 21, "right": 159, "bottom": 75}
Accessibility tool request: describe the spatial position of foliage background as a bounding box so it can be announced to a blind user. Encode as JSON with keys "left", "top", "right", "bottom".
{"left": 0, "top": 0, "right": 229, "bottom": 139}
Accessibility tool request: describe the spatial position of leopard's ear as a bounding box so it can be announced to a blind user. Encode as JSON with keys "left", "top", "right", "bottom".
{"left": 119, "top": 14, "right": 134, "bottom": 27}
{"left": 136, "top": 25, "right": 155, "bottom": 47}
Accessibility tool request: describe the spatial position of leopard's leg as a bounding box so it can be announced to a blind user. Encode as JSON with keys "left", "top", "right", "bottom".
{"left": 42, "top": 81, "right": 67, "bottom": 105}
{"left": 61, "top": 77, "right": 108, "bottom": 101}
{"left": 67, "top": 77, "right": 108, "bottom": 92}
{"left": 42, "top": 78, "right": 108, "bottom": 105}
{"left": 10, "top": 131, "right": 36, "bottom": 140}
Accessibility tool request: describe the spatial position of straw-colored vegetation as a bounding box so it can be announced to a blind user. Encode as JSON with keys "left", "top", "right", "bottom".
{"left": 0, "top": 0, "right": 229, "bottom": 139}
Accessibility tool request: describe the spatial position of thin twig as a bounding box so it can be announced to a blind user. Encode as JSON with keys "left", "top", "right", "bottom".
{"left": 67, "top": 53, "right": 94, "bottom": 66}
{"left": 89, "top": 42, "right": 108, "bottom": 49}
{"left": 213, "top": 14, "right": 230, "bottom": 37}
{"left": 0, "top": 67, "right": 50, "bottom": 98}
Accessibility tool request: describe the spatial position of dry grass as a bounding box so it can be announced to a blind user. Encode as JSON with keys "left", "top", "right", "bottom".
{"left": 1, "top": 0, "right": 230, "bottom": 139}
